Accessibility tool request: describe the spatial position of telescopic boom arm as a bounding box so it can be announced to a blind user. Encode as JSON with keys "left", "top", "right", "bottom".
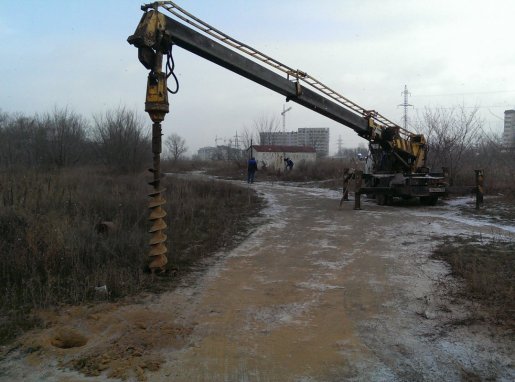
{"left": 128, "top": 2, "right": 428, "bottom": 172}
{"left": 128, "top": 2, "right": 433, "bottom": 270}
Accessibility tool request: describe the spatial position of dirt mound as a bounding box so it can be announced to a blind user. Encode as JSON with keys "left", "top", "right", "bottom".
{"left": 59, "top": 309, "right": 193, "bottom": 380}
{"left": 3, "top": 302, "right": 194, "bottom": 381}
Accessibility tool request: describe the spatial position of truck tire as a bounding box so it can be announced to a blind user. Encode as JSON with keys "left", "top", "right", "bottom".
{"left": 420, "top": 195, "right": 438, "bottom": 206}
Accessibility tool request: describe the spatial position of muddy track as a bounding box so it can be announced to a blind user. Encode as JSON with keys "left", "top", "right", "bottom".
{"left": 0, "top": 182, "right": 513, "bottom": 381}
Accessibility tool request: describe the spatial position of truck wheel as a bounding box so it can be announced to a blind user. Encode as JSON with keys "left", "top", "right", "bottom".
{"left": 420, "top": 196, "right": 438, "bottom": 206}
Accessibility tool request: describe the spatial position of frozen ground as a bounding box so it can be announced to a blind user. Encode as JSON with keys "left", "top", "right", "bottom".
{"left": 0, "top": 182, "right": 513, "bottom": 381}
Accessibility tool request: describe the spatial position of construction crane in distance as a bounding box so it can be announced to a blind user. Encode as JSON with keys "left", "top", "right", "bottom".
{"left": 281, "top": 105, "right": 292, "bottom": 132}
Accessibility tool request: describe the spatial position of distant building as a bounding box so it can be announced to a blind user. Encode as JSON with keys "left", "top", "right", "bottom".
{"left": 259, "top": 131, "right": 298, "bottom": 146}
{"left": 250, "top": 145, "right": 316, "bottom": 172}
{"left": 503, "top": 110, "right": 515, "bottom": 149}
{"left": 298, "top": 128, "right": 330, "bottom": 157}
{"left": 198, "top": 145, "right": 244, "bottom": 161}
{"left": 259, "top": 127, "right": 330, "bottom": 157}
{"left": 197, "top": 146, "right": 218, "bottom": 161}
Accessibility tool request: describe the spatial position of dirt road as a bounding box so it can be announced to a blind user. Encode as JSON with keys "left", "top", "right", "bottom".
{"left": 1, "top": 181, "right": 514, "bottom": 381}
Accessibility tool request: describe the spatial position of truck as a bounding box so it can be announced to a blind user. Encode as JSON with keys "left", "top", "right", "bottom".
{"left": 127, "top": 1, "right": 448, "bottom": 270}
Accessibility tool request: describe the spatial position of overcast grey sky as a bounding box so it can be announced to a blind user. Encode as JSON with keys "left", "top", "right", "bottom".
{"left": 1, "top": 0, "right": 514, "bottom": 155}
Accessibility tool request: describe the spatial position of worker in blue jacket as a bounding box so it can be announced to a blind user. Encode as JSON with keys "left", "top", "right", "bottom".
{"left": 247, "top": 157, "right": 258, "bottom": 183}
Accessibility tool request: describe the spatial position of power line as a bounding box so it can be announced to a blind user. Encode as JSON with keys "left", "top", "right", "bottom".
{"left": 413, "top": 104, "right": 512, "bottom": 111}
{"left": 398, "top": 85, "right": 413, "bottom": 130}
{"left": 412, "top": 90, "right": 515, "bottom": 97}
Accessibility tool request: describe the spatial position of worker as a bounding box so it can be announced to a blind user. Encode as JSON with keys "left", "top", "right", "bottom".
{"left": 247, "top": 157, "right": 258, "bottom": 183}
{"left": 342, "top": 168, "right": 353, "bottom": 201}
{"left": 284, "top": 157, "right": 294, "bottom": 171}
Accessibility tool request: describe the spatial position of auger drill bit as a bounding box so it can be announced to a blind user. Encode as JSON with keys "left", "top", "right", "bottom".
{"left": 145, "top": 51, "right": 169, "bottom": 273}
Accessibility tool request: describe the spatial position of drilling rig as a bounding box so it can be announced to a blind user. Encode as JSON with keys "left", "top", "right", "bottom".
{"left": 128, "top": 3, "right": 170, "bottom": 273}
{"left": 128, "top": 1, "right": 448, "bottom": 271}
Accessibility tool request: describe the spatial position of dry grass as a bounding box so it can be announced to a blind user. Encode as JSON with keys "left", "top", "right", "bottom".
{"left": 161, "top": 159, "right": 206, "bottom": 173}
{"left": 165, "top": 175, "right": 262, "bottom": 269}
{"left": 203, "top": 158, "right": 354, "bottom": 188}
{"left": 0, "top": 167, "right": 262, "bottom": 344}
{"left": 279, "top": 158, "right": 352, "bottom": 187}
{"left": 201, "top": 160, "right": 247, "bottom": 180}
{"left": 432, "top": 235, "right": 515, "bottom": 329}
{"left": 193, "top": 153, "right": 515, "bottom": 200}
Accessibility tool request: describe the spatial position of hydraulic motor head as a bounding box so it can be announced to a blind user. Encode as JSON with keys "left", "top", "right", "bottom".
{"left": 145, "top": 71, "right": 169, "bottom": 123}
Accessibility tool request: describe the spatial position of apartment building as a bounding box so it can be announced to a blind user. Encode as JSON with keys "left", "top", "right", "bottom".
{"left": 259, "top": 127, "right": 330, "bottom": 157}
{"left": 503, "top": 109, "right": 515, "bottom": 149}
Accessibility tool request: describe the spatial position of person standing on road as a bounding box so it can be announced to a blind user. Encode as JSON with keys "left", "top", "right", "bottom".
{"left": 247, "top": 157, "right": 258, "bottom": 183}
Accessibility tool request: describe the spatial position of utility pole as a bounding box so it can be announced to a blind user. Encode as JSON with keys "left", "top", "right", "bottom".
{"left": 398, "top": 85, "right": 413, "bottom": 130}
{"left": 281, "top": 104, "right": 292, "bottom": 132}
{"left": 233, "top": 131, "right": 240, "bottom": 150}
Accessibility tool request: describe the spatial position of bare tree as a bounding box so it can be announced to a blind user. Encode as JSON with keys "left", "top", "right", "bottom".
{"left": 93, "top": 107, "right": 150, "bottom": 173}
{"left": 0, "top": 109, "right": 89, "bottom": 169}
{"left": 165, "top": 133, "right": 187, "bottom": 161}
{"left": 239, "top": 125, "right": 257, "bottom": 156}
{"left": 253, "top": 114, "right": 280, "bottom": 145}
{"left": 40, "top": 107, "right": 87, "bottom": 167}
{"left": 416, "top": 105, "right": 483, "bottom": 184}
{"left": 0, "top": 113, "right": 43, "bottom": 167}
{"left": 0, "top": 109, "right": 8, "bottom": 128}
{"left": 463, "top": 131, "right": 515, "bottom": 190}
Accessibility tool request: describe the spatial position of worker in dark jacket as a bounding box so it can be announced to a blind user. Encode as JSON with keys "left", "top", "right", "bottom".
{"left": 247, "top": 157, "right": 258, "bottom": 183}
{"left": 284, "top": 157, "right": 294, "bottom": 171}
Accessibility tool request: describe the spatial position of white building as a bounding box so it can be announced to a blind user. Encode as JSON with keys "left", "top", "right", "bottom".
{"left": 250, "top": 145, "right": 316, "bottom": 172}
{"left": 503, "top": 110, "right": 515, "bottom": 149}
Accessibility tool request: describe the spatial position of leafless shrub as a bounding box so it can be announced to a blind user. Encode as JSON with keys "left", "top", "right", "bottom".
{"left": 203, "top": 156, "right": 354, "bottom": 187}
{"left": 0, "top": 167, "right": 262, "bottom": 344}
{"left": 280, "top": 158, "right": 353, "bottom": 184}
{"left": 92, "top": 107, "right": 151, "bottom": 173}
{"left": 0, "top": 108, "right": 88, "bottom": 169}
{"left": 164, "top": 133, "right": 187, "bottom": 162}
{"left": 0, "top": 113, "right": 42, "bottom": 167}
{"left": 39, "top": 107, "right": 88, "bottom": 167}
{"left": 202, "top": 159, "right": 247, "bottom": 179}
{"left": 416, "top": 105, "right": 483, "bottom": 185}
{"left": 161, "top": 159, "right": 200, "bottom": 172}
{"left": 239, "top": 125, "right": 257, "bottom": 151}
{"left": 254, "top": 114, "right": 280, "bottom": 145}
{"left": 459, "top": 132, "right": 515, "bottom": 192}
{"left": 165, "top": 176, "right": 261, "bottom": 266}
{"left": 0, "top": 109, "right": 8, "bottom": 126}
{"left": 414, "top": 105, "right": 514, "bottom": 192}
